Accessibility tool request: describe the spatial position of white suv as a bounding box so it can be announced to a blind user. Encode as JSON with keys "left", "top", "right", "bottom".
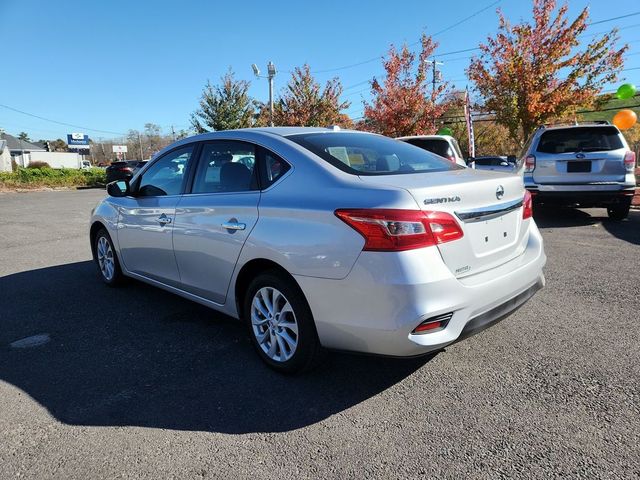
{"left": 397, "top": 135, "right": 467, "bottom": 167}
{"left": 520, "top": 122, "right": 636, "bottom": 220}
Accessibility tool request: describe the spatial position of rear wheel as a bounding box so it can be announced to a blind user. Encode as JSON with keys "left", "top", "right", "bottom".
{"left": 94, "top": 228, "right": 124, "bottom": 286}
{"left": 243, "top": 271, "right": 323, "bottom": 373}
{"left": 607, "top": 199, "right": 631, "bottom": 221}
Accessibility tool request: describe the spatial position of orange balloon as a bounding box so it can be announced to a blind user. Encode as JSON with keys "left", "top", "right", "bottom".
{"left": 612, "top": 109, "right": 637, "bottom": 130}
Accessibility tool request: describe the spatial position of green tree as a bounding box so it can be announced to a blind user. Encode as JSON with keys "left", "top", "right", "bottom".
{"left": 191, "top": 69, "right": 255, "bottom": 132}
{"left": 261, "top": 65, "right": 351, "bottom": 127}
{"left": 17, "top": 132, "right": 30, "bottom": 142}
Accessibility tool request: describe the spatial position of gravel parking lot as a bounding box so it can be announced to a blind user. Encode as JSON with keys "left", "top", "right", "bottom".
{"left": 1, "top": 189, "right": 639, "bottom": 479}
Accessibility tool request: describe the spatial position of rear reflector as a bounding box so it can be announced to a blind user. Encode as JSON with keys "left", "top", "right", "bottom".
{"left": 523, "top": 190, "right": 533, "bottom": 219}
{"left": 412, "top": 312, "right": 453, "bottom": 334}
{"left": 335, "top": 209, "right": 463, "bottom": 252}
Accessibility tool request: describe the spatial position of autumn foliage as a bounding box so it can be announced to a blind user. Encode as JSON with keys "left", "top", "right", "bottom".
{"left": 362, "top": 34, "right": 450, "bottom": 137}
{"left": 263, "top": 65, "right": 351, "bottom": 127}
{"left": 468, "top": 0, "right": 627, "bottom": 142}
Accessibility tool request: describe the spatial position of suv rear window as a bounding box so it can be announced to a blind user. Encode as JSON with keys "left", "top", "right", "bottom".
{"left": 536, "top": 127, "right": 623, "bottom": 154}
{"left": 403, "top": 138, "right": 452, "bottom": 158}
{"left": 287, "top": 132, "right": 458, "bottom": 175}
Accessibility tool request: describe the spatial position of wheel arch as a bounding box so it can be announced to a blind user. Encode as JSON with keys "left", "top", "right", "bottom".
{"left": 89, "top": 221, "right": 107, "bottom": 261}
{"left": 233, "top": 258, "right": 303, "bottom": 320}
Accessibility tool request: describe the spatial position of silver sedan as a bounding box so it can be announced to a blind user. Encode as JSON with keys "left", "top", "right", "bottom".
{"left": 91, "top": 127, "right": 546, "bottom": 373}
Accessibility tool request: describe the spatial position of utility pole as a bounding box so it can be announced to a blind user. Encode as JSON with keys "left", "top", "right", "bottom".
{"left": 138, "top": 132, "right": 144, "bottom": 160}
{"left": 425, "top": 59, "right": 444, "bottom": 130}
{"left": 252, "top": 61, "right": 277, "bottom": 127}
{"left": 171, "top": 125, "right": 176, "bottom": 141}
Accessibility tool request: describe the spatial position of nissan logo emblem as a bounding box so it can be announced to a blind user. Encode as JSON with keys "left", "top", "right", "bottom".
{"left": 496, "top": 185, "right": 505, "bottom": 200}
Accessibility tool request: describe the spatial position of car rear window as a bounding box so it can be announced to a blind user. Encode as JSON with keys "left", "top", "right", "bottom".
{"left": 402, "top": 138, "right": 452, "bottom": 158}
{"left": 287, "top": 132, "right": 458, "bottom": 175}
{"left": 536, "top": 127, "right": 624, "bottom": 154}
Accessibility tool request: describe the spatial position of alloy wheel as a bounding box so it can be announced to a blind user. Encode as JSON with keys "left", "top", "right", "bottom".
{"left": 97, "top": 236, "right": 115, "bottom": 281}
{"left": 251, "top": 287, "right": 299, "bottom": 362}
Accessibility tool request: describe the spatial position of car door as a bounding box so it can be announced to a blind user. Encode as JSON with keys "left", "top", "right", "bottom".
{"left": 117, "top": 145, "right": 195, "bottom": 287}
{"left": 172, "top": 140, "right": 262, "bottom": 304}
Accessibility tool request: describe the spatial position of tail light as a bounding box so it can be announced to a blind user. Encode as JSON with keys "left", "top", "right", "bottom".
{"left": 522, "top": 190, "right": 533, "bottom": 219}
{"left": 447, "top": 155, "right": 456, "bottom": 163}
{"left": 524, "top": 155, "right": 536, "bottom": 173}
{"left": 335, "top": 209, "right": 463, "bottom": 252}
{"left": 119, "top": 167, "right": 133, "bottom": 172}
{"left": 624, "top": 151, "right": 636, "bottom": 172}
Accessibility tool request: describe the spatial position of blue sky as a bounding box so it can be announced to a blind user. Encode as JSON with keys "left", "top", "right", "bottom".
{"left": 0, "top": 0, "right": 639, "bottom": 141}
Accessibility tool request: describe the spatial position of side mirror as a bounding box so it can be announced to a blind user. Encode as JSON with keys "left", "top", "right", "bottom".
{"left": 466, "top": 157, "right": 475, "bottom": 165}
{"left": 106, "top": 180, "right": 130, "bottom": 197}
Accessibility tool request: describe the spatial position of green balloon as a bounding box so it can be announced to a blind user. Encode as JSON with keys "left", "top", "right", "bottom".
{"left": 616, "top": 83, "right": 636, "bottom": 100}
{"left": 437, "top": 127, "right": 453, "bottom": 136}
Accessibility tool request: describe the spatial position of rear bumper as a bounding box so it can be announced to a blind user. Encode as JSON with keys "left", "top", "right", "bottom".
{"left": 525, "top": 179, "right": 636, "bottom": 206}
{"left": 294, "top": 222, "right": 546, "bottom": 357}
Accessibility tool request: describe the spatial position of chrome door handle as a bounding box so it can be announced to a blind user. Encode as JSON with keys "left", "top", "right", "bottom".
{"left": 157, "top": 214, "right": 172, "bottom": 225}
{"left": 222, "top": 221, "right": 246, "bottom": 231}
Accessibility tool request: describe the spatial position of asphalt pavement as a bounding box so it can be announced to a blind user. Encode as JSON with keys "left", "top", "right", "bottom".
{"left": 0, "top": 189, "right": 638, "bottom": 479}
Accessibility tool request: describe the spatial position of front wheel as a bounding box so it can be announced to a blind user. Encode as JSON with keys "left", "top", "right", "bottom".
{"left": 243, "top": 271, "right": 324, "bottom": 373}
{"left": 607, "top": 199, "right": 631, "bottom": 221}
{"left": 94, "top": 228, "right": 124, "bottom": 286}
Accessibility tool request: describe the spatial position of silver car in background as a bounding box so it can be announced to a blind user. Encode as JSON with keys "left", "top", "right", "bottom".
{"left": 521, "top": 122, "right": 636, "bottom": 220}
{"left": 91, "top": 128, "right": 546, "bottom": 373}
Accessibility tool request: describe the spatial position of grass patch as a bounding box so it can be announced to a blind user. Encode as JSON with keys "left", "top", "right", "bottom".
{"left": 0, "top": 167, "right": 106, "bottom": 189}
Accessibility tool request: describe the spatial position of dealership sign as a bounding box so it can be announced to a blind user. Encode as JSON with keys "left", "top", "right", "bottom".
{"left": 67, "top": 132, "right": 90, "bottom": 150}
{"left": 112, "top": 145, "right": 128, "bottom": 153}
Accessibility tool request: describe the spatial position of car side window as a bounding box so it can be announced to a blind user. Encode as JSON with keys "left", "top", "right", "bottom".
{"left": 137, "top": 146, "right": 194, "bottom": 196}
{"left": 261, "top": 149, "right": 291, "bottom": 188}
{"left": 192, "top": 141, "right": 258, "bottom": 194}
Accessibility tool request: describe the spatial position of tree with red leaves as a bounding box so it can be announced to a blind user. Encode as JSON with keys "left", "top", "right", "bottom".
{"left": 362, "top": 33, "right": 451, "bottom": 137}
{"left": 467, "top": 0, "right": 627, "bottom": 142}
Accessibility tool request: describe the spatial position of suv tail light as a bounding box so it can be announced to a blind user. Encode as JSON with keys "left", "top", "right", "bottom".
{"left": 523, "top": 190, "right": 533, "bottom": 219}
{"left": 524, "top": 155, "right": 536, "bottom": 173}
{"left": 335, "top": 209, "right": 463, "bottom": 252}
{"left": 624, "top": 151, "right": 636, "bottom": 172}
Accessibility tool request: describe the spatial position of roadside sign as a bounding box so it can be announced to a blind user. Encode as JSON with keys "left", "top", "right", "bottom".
{"left": 67, "top": 132, "right": 90, "bottom": 150}
{"left": 112, "top": 145, "right": 128, "bottom": 153}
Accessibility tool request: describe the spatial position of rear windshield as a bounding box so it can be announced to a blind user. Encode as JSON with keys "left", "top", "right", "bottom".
{"left": 402, "top": 138, "right": 452, "bottom": 158}
{"left": 474, "top": 157, "right": 504, "bottom": 166}
{"left": 537, "top": 127, "right": 623, "bottom": 154}
{"left": 288, "top": 132, "right": 459, "bottom": 175}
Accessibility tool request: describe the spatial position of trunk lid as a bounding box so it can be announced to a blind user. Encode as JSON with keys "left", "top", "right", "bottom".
{"left": 359, "top": 169, "right": 530, "bottom": 278}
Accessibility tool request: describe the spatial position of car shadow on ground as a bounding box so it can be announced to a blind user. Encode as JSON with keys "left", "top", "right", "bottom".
{"left": 0, "top": 261, "right": 432, "bottom": 434}
{"left": 534, "top": 206, "right": 640, "bottom": 246}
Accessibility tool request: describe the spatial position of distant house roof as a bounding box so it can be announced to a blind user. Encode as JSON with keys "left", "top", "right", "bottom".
{"left": 0, "top": 133, "right": 46, "bottom": 152}
{"left": 0, "top": 140, "right": 7, "bottom": 152}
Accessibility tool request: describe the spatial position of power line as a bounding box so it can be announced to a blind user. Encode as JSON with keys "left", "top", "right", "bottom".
{"left": 588, "top": 11, "right": 640, "bottom": 26}
{"left": 294, "top": 0, "right": 502, "bottom": 75}
{"left": 0, "top": 103, "right": 126, "bottom": 136}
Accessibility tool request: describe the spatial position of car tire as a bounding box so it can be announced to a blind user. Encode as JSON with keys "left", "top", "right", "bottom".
{"left": 607, "top": 199, "right": 631, "bottom": 221}
{"left": 243, "top": 270, "right": 324, "bottom": 374}
{"left": 94, "top": 228, "right": 124, "bottom": 286}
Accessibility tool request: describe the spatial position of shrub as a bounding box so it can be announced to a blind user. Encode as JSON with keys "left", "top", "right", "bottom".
{"left": 0, "top": 167, "right": 106, "bottom": 188}
{"left": 27, "top": 161, "right": 51, "bottom": 169}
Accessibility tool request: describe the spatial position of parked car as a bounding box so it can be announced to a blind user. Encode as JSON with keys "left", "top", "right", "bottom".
{"left": 105, "top": 160, "right": 147, "bottom": 183}
{"left": 521, "top": 121, "right": 636, "bottom": 220}
{"left": 472, "top": 155, "right": 517, "bottom": 173}
{"left": 92, "top": 128, "right": 546, "bottom": 373}
{"left": 396, "top": 135, "right": 467, "bottom": 167}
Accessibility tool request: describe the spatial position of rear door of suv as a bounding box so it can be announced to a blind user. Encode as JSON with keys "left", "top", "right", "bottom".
{"left": 532, "top": 126, "right": 627, "bottom": 185}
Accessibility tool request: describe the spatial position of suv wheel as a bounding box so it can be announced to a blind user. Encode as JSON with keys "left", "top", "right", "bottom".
{"left": 607, "top": 199, "right": 631, "bottom": 221}
{"left": 243, "top": 271, "right": 324, "bottom": 373}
